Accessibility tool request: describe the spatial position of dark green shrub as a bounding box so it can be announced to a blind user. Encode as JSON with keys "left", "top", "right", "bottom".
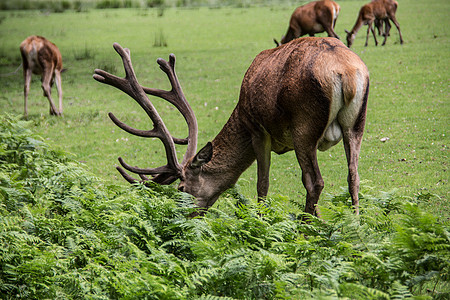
{"left": 96, "top": 0, "right": 121, "bottom": 9}
{"left": 0, "top": 114, "right": 448, "bottom": 299}
{"left": 147, "top": 0, "right": 164, "bottom": 7}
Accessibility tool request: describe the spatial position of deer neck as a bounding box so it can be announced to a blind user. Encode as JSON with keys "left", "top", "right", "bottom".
{"left": 204, "top": 107, "right": 256, "bottom": 189}
{"left": 350, "top": 14, "right": 365, "bottom": 35}
{"left": 282, "top": 26, "right": 297, "bottom": 44}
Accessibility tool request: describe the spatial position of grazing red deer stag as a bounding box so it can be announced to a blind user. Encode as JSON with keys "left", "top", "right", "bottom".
{"left": 345, "top": 0, "right": 403, "bottom": 48}
{"left": 94, "top": 37, "right": 369, "bottom": 216}
{"left": 20, "top": 35, "right": 63, "bottom": 118}
{"left": 274, "top": 0, "right": 340, "bottom": 46}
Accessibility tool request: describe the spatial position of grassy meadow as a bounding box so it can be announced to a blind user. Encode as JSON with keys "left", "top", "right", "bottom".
{"left": 0, "top": 0, "right": 448, "bottom": 217}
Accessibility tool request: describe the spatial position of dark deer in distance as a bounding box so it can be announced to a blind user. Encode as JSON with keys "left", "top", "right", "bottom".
{"left": 345, "top": 0, "right": 404, "bottom": 48}
{"left": 94, "top": 37, "right": 369, "bottom": 216}
{"left": 274, "top": 0, "right": 340, "bottom": 46}
{"left": 20, "top": 35, "right": 64, "bottom": 118}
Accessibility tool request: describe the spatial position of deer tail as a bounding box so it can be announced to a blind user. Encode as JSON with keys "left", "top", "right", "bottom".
{"left": 341, "top": 69, "right": 358, "bottom": 106}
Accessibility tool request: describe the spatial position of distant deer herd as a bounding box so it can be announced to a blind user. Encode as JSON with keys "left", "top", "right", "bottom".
{"left": 17, "top": 0, "right": 405, "bottom": 217}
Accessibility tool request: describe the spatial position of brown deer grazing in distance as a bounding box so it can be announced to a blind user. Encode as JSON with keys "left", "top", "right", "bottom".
{"left": 274, "top": 0, "right": 340, "bottom": 46}
{"left": 20, "top": 35, "right": 64, "bottom": 118}
{"left": 94, "top": 37, "right": 369, "bottom": 217}
{"left": 345, "top": 0, "right": 404, "bottom": 48}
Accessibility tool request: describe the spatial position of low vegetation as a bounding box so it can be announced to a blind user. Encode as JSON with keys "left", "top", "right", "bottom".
{"left": 1, "top": 115, "right": 449, "bottom": 298}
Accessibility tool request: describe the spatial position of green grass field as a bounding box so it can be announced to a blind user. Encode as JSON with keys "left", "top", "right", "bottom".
{"left": 0, "top": 0, "right": 448, "bottom": 217}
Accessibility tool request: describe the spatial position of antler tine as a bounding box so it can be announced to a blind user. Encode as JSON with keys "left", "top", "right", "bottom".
{"left": 116, "top": 166, "right": 177, "bottom": 186}
{"left": 116, "top": 166, "right": 139, "bottom": 184}
{"left": 116, "top": 158, "right": 179, "bottom": 185}
{"left": 142, "top": 54, "right": 198, "bottom": 165}
{"left": 118, "top": 157, "right": 177, "bottom": 176}
{"left": 93, "top": 42, "right": 183, "bottom": 182}
{"left": 108, "top": 112, "right": 188, "bottom": 144}
{"left": 115, "top": 166, "right": 151, "bottom": 185}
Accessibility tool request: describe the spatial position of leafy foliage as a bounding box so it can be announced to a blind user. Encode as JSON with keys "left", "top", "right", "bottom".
{"left": 0, "top": 114, "right": 448, "bottom": 299}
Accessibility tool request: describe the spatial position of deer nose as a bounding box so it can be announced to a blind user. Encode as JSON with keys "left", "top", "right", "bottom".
{"left": 178, "top": 185, "right": 185, "bottom": 192}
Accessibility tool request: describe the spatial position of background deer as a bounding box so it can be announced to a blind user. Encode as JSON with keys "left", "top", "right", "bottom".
{"left": 20, "top": 35, "right": 63, "bottom": 118}
{"left": 94, "top": 37, "right": 369, "bottom": 216}
{"left": 274, "top": 0, "right": 340, "bottom": 46}
{"left": 345, "top": 0, "right": 404, "bottom": 47}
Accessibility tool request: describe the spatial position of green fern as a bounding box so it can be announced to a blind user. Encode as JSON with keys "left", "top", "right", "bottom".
{"left": 1, "top": 114, "right": 449, "bottom": 299}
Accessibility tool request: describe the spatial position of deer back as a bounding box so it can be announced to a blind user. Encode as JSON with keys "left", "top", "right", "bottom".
{"left": 287, "top": 0, "right": 339, "bottom": 38}
{"left": 20, "top": 36, "right": 63, "bottom": 75}
{"left": 235, "top": 37, "right": 368, "bottom": 153}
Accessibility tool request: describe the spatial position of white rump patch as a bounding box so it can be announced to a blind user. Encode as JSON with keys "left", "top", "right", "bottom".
{"left": 338, "top": 70, "right": 366, "bottom": 129}
{"left": 318, "top": 70, "right": 366, "bottom": 151}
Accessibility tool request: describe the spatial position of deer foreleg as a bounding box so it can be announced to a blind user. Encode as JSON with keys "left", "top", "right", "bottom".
{"left": 364, "top": 24, "right": 371, "bottom": 47}
{"left": 323, "top": 16, "right": 340, "bottom": 40}
{"left": 282, "top": 26, "right": 300, "bottom": 44}
{"left": 371, "top": 25, "right": 378, "bottom": 46}
{"left": 54, "top": 70, "right": 63, "bottom": 115}
{"left": 325, "top": 27, "right": 340, "bottom": 40}
{"left": 252, "top": 132, "right": 272, "bottom": 201}
{"left": 366, "top": 23, "right": 378, "bottom": 46}
{"left": 23, "top": 68, "right": 32, "bottom": 119}
{"left": 41, "top": 69, "right": 59, "bottom": 116}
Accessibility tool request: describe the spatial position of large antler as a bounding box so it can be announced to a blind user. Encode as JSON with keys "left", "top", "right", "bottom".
{"left": 93, "top": 43, "right": 198, "bottom": 185}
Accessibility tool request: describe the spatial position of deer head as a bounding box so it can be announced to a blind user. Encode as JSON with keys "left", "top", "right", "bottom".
{"left": 345, "top": 29, "right": 357, "bottom": 48}
{"left": 95, "top": 38, "right": 369, "bottom": 216}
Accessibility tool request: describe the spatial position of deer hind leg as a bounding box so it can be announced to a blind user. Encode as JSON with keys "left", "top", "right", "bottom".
{"left": 343, "top": 128, "right": 363, "bottom": 215}
{"left": 389, "top": 15, "right": 404, "bottom": 44}
{"left": 41, "top": 68, "right": 59, "bottom": 116}
{"left": 341, "top": 85, "right": 369, "bottom": 215}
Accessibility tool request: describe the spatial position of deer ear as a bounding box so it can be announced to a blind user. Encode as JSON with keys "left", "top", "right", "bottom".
{"left": 190, "top": 142, "right": 213, "bottom": 169}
